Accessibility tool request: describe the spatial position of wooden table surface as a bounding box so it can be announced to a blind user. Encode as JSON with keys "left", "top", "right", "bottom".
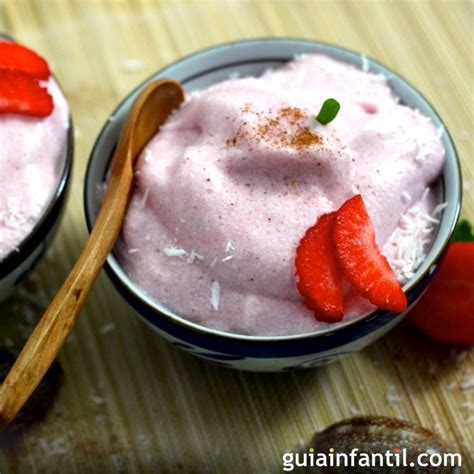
{"left": 0, "top": 1, "right": 473, "bottom": 472}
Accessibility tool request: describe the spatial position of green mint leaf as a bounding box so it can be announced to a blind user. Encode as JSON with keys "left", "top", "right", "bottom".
{"left": 316, "top": 98, "right": 340, "bottom": 125}
{"left": 452, "top": 219, "right": 474, "bottom": 242}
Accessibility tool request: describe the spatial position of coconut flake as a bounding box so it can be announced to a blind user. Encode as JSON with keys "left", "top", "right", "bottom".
{"left": 386, "top": 384, "right": 403, "bottom": 404}
{"left": 436, "top": 124, "right": 445, "bottom": 140}
{"left": 459, "top": 401, "right": 473, "bottom": 411}
{"left": 210, "top": 257, "right": 218, "bottom": 268}
{"left": 144, "top": 148, "right": 153, "bottom": 163}
{"left": 187, "top": 249, "right": 204, "bottom": 263}
{"left": 100, "top": 322, "right": 116, "bottom": 335}
{"left": 211, "top": 281, "right": 220, "bottom": 310}
{"left": 293, "top": 53, "right": 309, "bottom": 61}
{"left": 90, "top": 394, "right": 106, "bottom": 405}
{"left": 360, "top": 54, "right": 369, "bottom": 73}
{"left": 447, "top": 381, "right": 457, "bottom": 391}
{"left": 137, "top": 187, "right": 150, "bottom": 209}
{"left": 401, "top": 191, "right": 411, "bottom": 203}
{"left": 222, "top": 255, "right": 233, "bottom": 262}
{"left": 349, "top": 405, "right": 361, "bottom": 416}
{"left": 420, "top": 213, "right": 440, "bottom": 225}
{"left": 465, "top": 415, "right": 474, "bottom": 425}
{"left": 128, "top": 248, "right": 139, "bottom": 254}
{"left": 121, "top": 58, "right": 145, "bottom": 73}
{"left": 225, "top": 241, "right": 234, "bottom": 252}
{"left": 432, "top": 202, "right": 448, "bottom": 216}
{"left": 164, "top": 247, "right": 187, "bottom": 257}
{"left": 415, "top": 149, "right": 428, "bottom": 162}
{"left": 373, "top": 73, "right": 387, "bottom": 82}
{"left": 460, "top": 376, "right": 474, "bottom": 391}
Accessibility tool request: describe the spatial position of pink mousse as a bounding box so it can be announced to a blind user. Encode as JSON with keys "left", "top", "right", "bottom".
{"left": 0, "top": 79, "right": 69, "bottom": 260}
{"left": 119, "top": 55, "right": 445, "bottom": 336}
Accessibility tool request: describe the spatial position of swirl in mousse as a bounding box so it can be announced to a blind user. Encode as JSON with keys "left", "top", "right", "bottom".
{"left": 0, "top": 41, "right": 69, "bottom": 261}
{"left": 119, "top": 55, "right": 445, "bottom": 336}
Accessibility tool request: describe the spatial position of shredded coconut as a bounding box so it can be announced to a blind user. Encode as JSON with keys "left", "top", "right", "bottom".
{"left": 164, "top": 246, "right": 187, "bottom": 257}
{"left": 401, "top": 191, "right": 411, "bottom": 203}
{"left": 137, "top": 187, "right": 150, "bottom": 209}
{"left": 384, "top": 197, "right": 438, "bottom": 283}
{"left": 39, "top": 437, "right": 68, "bottom": 457}
{"left": 128, "top": 248, "right": 139, "bottom": 254}
{"left": 432, "top": 202, "right": 448, "bottom": 216}
{"left": 210, "top": 257, "right": 218, "bottom": 267}
{"left": 415, "top": 149, "right": 428, "bottom": 162}
{"left": 460, "top": 376, "right": 474, "bottom": 391}
{"left": 360, "top": 54, "right": 369, "bottom": 73}
{"left": 465, "top": 415, "right": 474, "bottom": 425}
{"left": 447, "top": 381, "right": 457, "bottom": 391}
{"left": 225, "top": 241, "right": 234, "bottom": 252}
{"left": 436, "top": 124, "right": 445, "bottom": 140}
{"left": 144, "top": 149, "right": 153, "bottom": 163}
{"left": 187, "top": 249, "right": 204, "bottom": 263}
{"left": 420, "top": 213, "right": 440, "bottom": 225}
{"left": 222, "top": 255, "right": 233, "bottom": 262}
{"left": 211, "top": 281, "right": 220, "bottom": 310}
{"left": 459, "top": 401, "right": 473, "bottom": 411}
{"left": 293, "top": 53, "right": 309, "bottom": 61}
{"left": 100, "top": 322, "right": 116, "bottom": 335}
{"left": 90, "top": 394, "right": 106, "bottom": 405}
{"left": 349, "top": 405, "right": 361, "bottom": 416}
{"left": 386, "top": 385, "right": 403, "bottom": 404}
{"left": 121, "top": 58, "right": 145, "bottom": 73}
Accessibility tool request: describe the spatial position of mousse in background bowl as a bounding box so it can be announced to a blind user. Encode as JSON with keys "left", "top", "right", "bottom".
{"left": 0, "top": 33, "right": 73, "bottom": 302}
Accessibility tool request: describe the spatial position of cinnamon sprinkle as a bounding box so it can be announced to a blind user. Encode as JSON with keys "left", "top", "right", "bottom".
{"left": 226, "top": 104, "right": 322, "bottom": 150}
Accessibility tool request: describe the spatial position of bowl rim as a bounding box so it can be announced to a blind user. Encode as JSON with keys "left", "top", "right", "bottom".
{"left": 0, "top": 32, "right": 74, "bottom": 278}
{"left": 84, "top": 37, "right": 462, "bottom": 343}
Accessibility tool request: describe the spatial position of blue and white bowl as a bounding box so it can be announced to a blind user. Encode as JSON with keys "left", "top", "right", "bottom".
{"left": 85, "top": 39, "right": 461, "bottom": 371}
{"left": 0, "top": 33, "right": 74, "bottom": 302}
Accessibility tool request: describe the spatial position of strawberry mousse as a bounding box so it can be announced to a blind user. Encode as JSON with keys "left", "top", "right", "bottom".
{"left": 0, "top": 42, "right": 69, "bottom": 261}
{"left": 119, "top": 54, "right": 445, "bottom": 336}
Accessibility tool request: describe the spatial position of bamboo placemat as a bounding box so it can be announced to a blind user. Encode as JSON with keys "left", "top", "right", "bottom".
{"left": 0, "top": 1, "right": 472, "bottom": 472}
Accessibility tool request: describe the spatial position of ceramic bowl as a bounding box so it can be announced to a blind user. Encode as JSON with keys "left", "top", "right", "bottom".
{"left": 0, "top": 33, "right": 74, "bottom": 302}
{"left": 84, "top": 39, "right": 461, "bottom": 371}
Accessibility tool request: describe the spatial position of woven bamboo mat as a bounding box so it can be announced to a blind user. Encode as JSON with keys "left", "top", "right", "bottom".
{"left": 0, "top": 1, "right": 472, "bottom": 472}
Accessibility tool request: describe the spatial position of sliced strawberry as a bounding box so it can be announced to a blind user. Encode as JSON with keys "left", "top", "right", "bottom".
{"left": 334, "top": 195, "right": 407, "bottom": 312}
{"left": 409, "top": 242, "right": 474, "bottom": 345}
{"left": 295, "top": 212, "right": 344, "bottom": 322}
{"left": 0, "top": 41, "right": 50, "bottom": 80}
{"left": 0, "top": 70, "right": 53, "bottom": 117}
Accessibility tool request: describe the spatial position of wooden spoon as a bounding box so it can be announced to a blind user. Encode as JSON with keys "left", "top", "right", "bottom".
{"left": 0, "top": 79, "right": 185, "bottom": 423}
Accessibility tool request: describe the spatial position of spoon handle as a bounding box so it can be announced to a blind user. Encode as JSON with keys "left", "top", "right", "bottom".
{"left": 0, "top": 159, "right": 133, "bottom": 423}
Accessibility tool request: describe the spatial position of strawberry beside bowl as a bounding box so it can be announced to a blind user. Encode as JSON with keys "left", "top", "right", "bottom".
{"left": 84, "top": 39, "right": 461, "bottom": 371}
{"left": 0, "top": 34, "right": 74, "bottom": 302}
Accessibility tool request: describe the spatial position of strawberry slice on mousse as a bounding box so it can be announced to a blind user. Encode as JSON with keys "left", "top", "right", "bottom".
{"left": 295, "top": 194, "right": 407, "bottom": 323}
{"left": 295, "top": 212, "right": 345, "bottom": 322}
{"left": 334, "top": 195, "right": 407, "bottom": 313}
